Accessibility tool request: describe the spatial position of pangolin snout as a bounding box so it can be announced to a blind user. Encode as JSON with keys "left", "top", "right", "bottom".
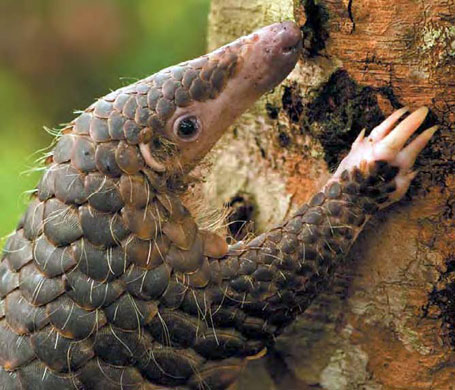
{"left": 275, "top": 21, "right": 303, "bottom": 55}
{"left": 243, "top": 21, "right": 301, "bottom": 93}
{"left": 258, "top": 21, "right": 302, "bottom": 56}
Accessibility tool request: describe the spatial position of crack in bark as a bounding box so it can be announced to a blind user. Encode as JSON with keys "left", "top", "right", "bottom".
{"left": 301, "top": 0, "right": 329, "bottom": 56}
{"left": 424, "top": 256, "right": 455, "bottom": 347}
{"left": 283, "top": 70, "right": 387, "bottom": 170}
{"left": 348, "top": 0, "right": 356, "bottom": 33}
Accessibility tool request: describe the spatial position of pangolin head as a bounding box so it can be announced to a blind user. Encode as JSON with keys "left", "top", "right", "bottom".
{"left": 135, "top": 21, "right": 302, "bottom": 173}
{"left": 69, "top": 21, "right": 301, "bottom": 186}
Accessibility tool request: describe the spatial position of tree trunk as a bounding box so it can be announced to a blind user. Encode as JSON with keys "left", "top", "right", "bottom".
{"left": 206, "top": 0, "right": 455, "bottom": 389}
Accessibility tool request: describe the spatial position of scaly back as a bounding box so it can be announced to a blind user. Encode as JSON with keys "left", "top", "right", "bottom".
{"left": 0, "top": 22, "right": 302, "bottom": 389}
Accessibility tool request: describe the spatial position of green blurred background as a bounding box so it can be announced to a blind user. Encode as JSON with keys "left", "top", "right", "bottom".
{"left": 0, "top": 0, "right": 211, "bottom": 239}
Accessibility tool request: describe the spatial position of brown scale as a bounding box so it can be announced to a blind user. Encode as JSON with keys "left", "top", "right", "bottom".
{"left": 30, "top": 327, "right": 94, "bottom": 372}
{"left": 104, "top": 294, "right": 158, "bottom": 330}
{"left": 47, "top": 296, "right": 106, "bottom": 339}
{"left": 123, "top": 234, "right": 169, "bottom": 269}
{"left": 122, "top": 263, "right": 170, "bottom": 301}
{"left": 0, "top": 26, "right": 401, "bottom": 390}
{"left": 5, "top": 290, "right": 48, "bottom": 334}
{"left": 137, "top": 345, "right": 204, "bottom": 387}
{"left": 18, "top": 361, "right": 84, "bottom": 390}
{"left": 92, "top": 325, "right": 152, "bottom": 367}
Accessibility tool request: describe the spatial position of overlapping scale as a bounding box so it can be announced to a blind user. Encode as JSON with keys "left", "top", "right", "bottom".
{"left": 31, "top": 327, "right": 94, "bottom": 372}
{"left": 108, "top": 111, "right": 126, "bottom": 140}
{"left": 186, "top": 358, "right": 243, "bottom": 390}
{"left": 138, "top": 346, "right": 204, "bottom": 387}
{"left": 37, "top": 166, "right": 57, "bottom": 201}
{"left": 93, "top": 99, "right": 113, "bottom": 120}
{"left": 79, "top": 359, "right": 145, "bottom": 390}
{"left": 90, "top": 117, "right": 110, "bottom": 143}
{"left": 22, "top": 199, "right": 44, "bottom": 240}
{"left": 43, "top": 199, "right": 83, "bottom": 246}
{"left": 104, "top": 294, "right": 158, "bottom": 330}
{"left": 162, "top": 217, "right": 198, "bottom": 250}
{"left": 0, "top": 261, "right": 19, "bottom": 298}
{"left": 121, "top": 200, "right": 168, "bottom": 241}
{"left": 71, "top": 136, "right": 97, "bottom": 172}
{"left": 33, "top": 235, "right": 75, "bottom": 277}
{"left": 177, "top": 257, "right": 211, "bottom": 289}
{"left": 47, "top": 296, "right": 106, "bottom": 339}
{"left": 0, "top": 320, "right": 34, "bottom": 370}
{"left": 19, "top": 263, "right": 64, "bottom": 306}
{"left": 160, "top": 280, "right": 188, "bottom": 309}
{"left": 80, "top": 205, "right": 129, "bottom": 247}
{"left": 18, "top": 360, "right": 84, "bottom": 390}
{"left": 124, "top": 234, "right": 169, "bottom": 269}
{"left": 95, "top": 142, "right": 123, "bottom": 177}
{"left": 5, "top": 290, "right": 48, "bottom": 334}
{"left": 122, "top": 264, "right": 170, "bottom": 301}
{"left": 93, "top": 325, "right": 150, "bottom": 366}
{"left": 85, "top": 173, "right": 124, "bottom": 213}
{"left": 200, "top": 230, "right": 228, "bottom": 258}
{"left": 0, "top": 367, "right": 20, "bottom": 390}
{"left": 73, "top": 239, "right": 128, "bottom": 282}
{"left": 194, "top": 330, "right": 248, "bottom": 360}
{"left": 147, "top": 309, "right": 203, "bottom": 348}
{"left": 115, "top": 142, "right": 144, "bottom": 174}
{"left": 64, "top": 270, "right": 124, "bottom": 310}
{"left": 54, "top": 164, "right": 87, "bottom": 205}
{"left": 73, "top": 112, "right": 91, "bottom": 135}
{"left": 119, "top": 174, "right": 152, "bottom": 208}
{"left": 164, "top": 235, "right": 203, "bottom": 274}
{"left": 4, "top": 230, "right": 33, "bottom": 271}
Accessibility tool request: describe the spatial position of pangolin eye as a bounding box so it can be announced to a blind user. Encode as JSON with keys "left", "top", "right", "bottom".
{"left": 174, "top": 116, "right": 201, "bottom": 141}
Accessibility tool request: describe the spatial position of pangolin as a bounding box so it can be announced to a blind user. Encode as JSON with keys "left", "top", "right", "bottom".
{"left": 0, "top": 21, "right": 438, "bottom": 390}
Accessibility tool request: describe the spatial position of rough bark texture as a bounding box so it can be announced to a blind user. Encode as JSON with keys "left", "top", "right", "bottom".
{"left": 206, "top": 0, "right": 455, "bottom": 389}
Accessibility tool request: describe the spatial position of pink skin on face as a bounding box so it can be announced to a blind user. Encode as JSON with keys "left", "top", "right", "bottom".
{"left": 332, "top": 106, "right": 438, "bottom": 208}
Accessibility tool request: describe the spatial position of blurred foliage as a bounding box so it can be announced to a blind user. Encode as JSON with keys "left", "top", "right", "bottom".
{"left": 0, "top": 0, "right": 210, "bottom": 238}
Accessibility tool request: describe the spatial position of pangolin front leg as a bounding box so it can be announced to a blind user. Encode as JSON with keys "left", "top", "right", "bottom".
{"left": 193, "top": 106, "right": 437, "bottom": 388}
{"left": 0, "top": 20, "right": 437, "bottom": 390}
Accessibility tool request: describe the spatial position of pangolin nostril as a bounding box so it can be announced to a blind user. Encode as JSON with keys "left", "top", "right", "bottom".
{"left": 282, "top": 44, "right": 298, "bottom": 54}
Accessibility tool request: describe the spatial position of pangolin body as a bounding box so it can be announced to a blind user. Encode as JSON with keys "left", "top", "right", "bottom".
{"left": 0, "top": 21, "right": 437, "bottom": 390}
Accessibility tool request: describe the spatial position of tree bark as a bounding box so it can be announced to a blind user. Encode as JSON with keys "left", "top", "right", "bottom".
{"left": 206, "top": 0, "right": 455, "bottom": 389}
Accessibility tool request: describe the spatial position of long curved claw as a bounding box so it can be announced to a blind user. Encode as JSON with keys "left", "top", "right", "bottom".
{"left": 352, "top": 128, "right": 366, "bottom": 147}
{"left": 379, "top": 106, "right": 429, "bottom": 153}
{"left": 391, "top": 170, "right": 419, "bottom": 202}
{"left": 396, "top": 125, "right": 439, "bottom": 171}
{"left": 369, "top": 106, "right": 409, "bottom": 142}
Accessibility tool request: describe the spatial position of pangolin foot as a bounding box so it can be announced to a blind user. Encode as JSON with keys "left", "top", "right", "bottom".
{"left": 333, "top": 107, "right": 438, "bottom": 206}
